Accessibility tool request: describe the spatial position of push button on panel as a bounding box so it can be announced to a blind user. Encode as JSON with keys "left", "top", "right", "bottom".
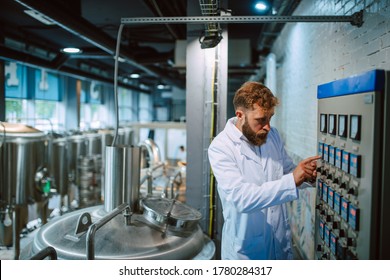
{"left": 329, "top": 146, "right": 336, "bottom": 165}
{"left": 341, "top": 197, "right": 350, "bottom": 222}
{"left": 328, "top": 186, "right": 335, "bottom": 209}
{"left": 334, "top": 192, "right": 342, "bottom": 215}
{"left": 335, "top": 148, "right": 342, "bottom": 169}
{"left": 349, "top": 153, "right": 361, "bottom": 178}
{"left": 348, "top": 204, "right": 360, "bottom": 231}
{"left": 318, "top": 142, "right": 324, "bottom": 159}
{"left": 341, "top": 151, "right": 350, "bottom": 173}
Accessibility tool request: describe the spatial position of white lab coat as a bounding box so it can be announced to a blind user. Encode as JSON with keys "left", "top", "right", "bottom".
{"left": 208, "top": 117, "right": 298, "bottom": 260}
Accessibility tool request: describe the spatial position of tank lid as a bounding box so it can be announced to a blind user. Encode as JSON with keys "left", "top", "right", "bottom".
{"left": 0, "top": 122, "right": 43, "bottom": 134}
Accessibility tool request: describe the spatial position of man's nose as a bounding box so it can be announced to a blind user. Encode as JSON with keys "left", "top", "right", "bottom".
{"left": 263, "top": 122, "right": 271, "bottom": 131}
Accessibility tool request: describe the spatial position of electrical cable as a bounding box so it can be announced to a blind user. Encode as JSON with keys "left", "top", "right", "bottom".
{"left": 112, "top": 23, "right": 125, "bottom": 147}
{"left": 208, "top": 45, "right": 219, "bottom": 237}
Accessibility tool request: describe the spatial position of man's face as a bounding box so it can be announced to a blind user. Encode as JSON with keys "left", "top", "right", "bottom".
{"left": 240, "top": 104, "right": 274, "bottom": 146}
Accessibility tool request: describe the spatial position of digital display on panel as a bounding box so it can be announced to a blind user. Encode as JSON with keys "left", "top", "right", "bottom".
{"left": 320, "top": 114, "right": 327, "bottom": 133}
{"left": 338, "top": 114, "right": 348, "bottom": 138}
{"left": 350, "top": 115, "right": 361, "bottom": 140}
{"left": 328, "top": 114, "right": 337, "bottom": 135}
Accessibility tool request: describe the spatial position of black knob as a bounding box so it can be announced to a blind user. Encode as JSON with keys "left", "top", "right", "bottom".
{"left": 348, "top": 188, "right": 357, "bottom": 195}
{"left": 332, "top": 221, "right": 340, "bottom": 229}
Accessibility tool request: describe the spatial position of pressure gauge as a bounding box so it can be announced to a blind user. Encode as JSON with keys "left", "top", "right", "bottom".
{"left": 320, "top": 114, "right": 327, "bottom": 133}
{"left": 328, "top": 114, "right": 336, "bottom": 135}
{"left": 338, "top": 115, "right": 348, "bottom": 138}
{"left": 350, "top": 115, "right": 361, "bottom": 140}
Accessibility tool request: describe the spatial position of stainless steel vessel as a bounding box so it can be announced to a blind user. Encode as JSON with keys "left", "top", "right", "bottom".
{"left": 67, "top": 134, "right": 87, "bottom": 187}
{"left": 0, "top": 122, "right": 48, "bottom": 256}
{"left": 20, "top": 144, "right": 215, "bottom": 260}
{"left": 20, "top": 205, "right": 215, "bottom": 260}
{"left": 0, "top": 123, "right": 48, "bottom": 205}
{"left": 48, "top": 134, "right": 68, "bottom": 200}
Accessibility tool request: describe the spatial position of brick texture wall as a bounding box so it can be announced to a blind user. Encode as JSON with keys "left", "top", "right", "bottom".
{"left": 270, "top": 0, "right": 390, "bottom": 259}
{"left": 272, "top": 0, "right": 390, "bottom": 162}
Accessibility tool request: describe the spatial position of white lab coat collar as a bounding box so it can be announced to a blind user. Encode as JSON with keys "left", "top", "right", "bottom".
{"left": 225, "top": 117, "right": 262, "bottom": 166}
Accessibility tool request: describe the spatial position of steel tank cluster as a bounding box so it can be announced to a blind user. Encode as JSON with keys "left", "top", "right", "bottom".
{"left": 0, "top": 122, "right": 214, "bottom": 260}
{"left": 0, "top": 123, "right": 132, "bottom": 254}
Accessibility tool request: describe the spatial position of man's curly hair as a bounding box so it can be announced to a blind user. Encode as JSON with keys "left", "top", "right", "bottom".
{"left": 233, "top": 81, "right": 279, "bottom": 111}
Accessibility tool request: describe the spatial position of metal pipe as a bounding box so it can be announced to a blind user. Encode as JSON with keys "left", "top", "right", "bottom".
{"left": 169, "top": 170, "right": 182, "bottom": 199}
{"left": 30, "top": 246, "right": 57, "bottom": 260}
{"left": 86, "top": 203, "right": 130, "bottom": 260}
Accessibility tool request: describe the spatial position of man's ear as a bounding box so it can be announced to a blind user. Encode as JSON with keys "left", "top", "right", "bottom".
{"left": 236, "top": 109, "right": 244, "bottom": 119}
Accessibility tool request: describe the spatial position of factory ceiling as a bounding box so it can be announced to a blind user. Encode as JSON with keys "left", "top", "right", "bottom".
{"left": 0, "top": 0, "right": 301, "bottom": 94}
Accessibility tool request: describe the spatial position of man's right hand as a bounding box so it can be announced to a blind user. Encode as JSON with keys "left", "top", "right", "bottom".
{"left": 293, "top": 155, "right": 321, "bottom": 186}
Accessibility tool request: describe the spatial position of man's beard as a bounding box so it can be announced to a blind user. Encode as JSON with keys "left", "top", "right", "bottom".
{"left": 242, "top": 120, "right": 268, "bottom": 146}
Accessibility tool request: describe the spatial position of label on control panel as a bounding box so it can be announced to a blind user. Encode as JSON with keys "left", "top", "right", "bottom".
{"left": 319, "top": 219, "right": 325, "bottom": 240}
{"left": 317, "top": 180, "right": 323, "bottom": 199}
{"left": 335, "top": 148, "right": 342, "bottom": 169}
{"left": 348, "top": 204, "right": 360, "bottom": 231}
{"left": 324, "top": 224, "right": 332, "bottom": 246}
{"left": 322, "top": 182, "right": 328, "bottom": 203}
{"left": 329, "top": 146, "right": 335, "bottom": 165}
{"left": 328, "top": 186, "right": 335, "bottom": 209}
{"left": 342, "top": 151, "right": 350, "bottom": 173}
{"left": 349, "top": 153, "right": 361, "bottom": 178}
{"left": 330, "top": 231, "right": 338, "bottom": 256}
{"left": 334, "top": 192, "right": 342, "bottom": 215}
{"left": 324, "top": 144, "right": 329, "bottom": 162}
{"left": 341, "top": 197, "right": 350, "bottom": 222}
{"left": 318, "top": 142, "right": 324, "bottom": 159}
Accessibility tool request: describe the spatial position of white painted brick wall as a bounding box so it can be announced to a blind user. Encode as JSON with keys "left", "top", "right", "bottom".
{"left": 272, "top": 0, "right": 390, "bottom": 162}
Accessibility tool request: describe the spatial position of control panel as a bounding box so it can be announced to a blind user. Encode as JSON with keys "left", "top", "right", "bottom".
{"left": 315, "top": 70, "right": 390, "bottom": 259}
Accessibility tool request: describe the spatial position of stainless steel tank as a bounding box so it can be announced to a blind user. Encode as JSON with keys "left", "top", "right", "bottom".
{"left": 0, "top": 122, "right": 48, "bottom": 253}
{"left": 19, "top": 144, "right": 215, "bottom": 260}
{"left": 67, "top": 134, "right": 87, "bottom": 186}
{"left": 19, "top": 205, "right": 215, "bottom": 260}
{"left": 48, "top": 134, "right": 68, "bottom": 200}
{"left": 0, "top": 123, "right": 48, "bottom": 206}
{"left": 84, "top": 132, "right": 102, "bottom": 157}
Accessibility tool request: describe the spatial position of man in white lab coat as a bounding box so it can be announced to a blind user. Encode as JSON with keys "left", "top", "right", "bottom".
{"left": 208, "top": 81, "right": 319, "bottom": 260}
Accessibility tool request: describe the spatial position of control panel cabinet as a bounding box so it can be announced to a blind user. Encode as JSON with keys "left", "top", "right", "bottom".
{"left": 315, "top": 70, "right": 390, "bottom": 260}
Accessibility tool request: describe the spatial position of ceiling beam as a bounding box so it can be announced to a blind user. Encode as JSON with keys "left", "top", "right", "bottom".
{"left": 12, "top": 0, "right": 185, "bottom": 89}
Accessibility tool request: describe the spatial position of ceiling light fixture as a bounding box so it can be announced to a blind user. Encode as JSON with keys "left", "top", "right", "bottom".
{"left": 255, "top": 1, "right": 269, "bottom": 12}
{"left": 24, "top": 9, "right": 56, "bottom": 25}
{"left": 61, "top": 47, "right": 82, "bottom": 54}
{"left": 130, "top": 73, "right": 140, "bottom": 79}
